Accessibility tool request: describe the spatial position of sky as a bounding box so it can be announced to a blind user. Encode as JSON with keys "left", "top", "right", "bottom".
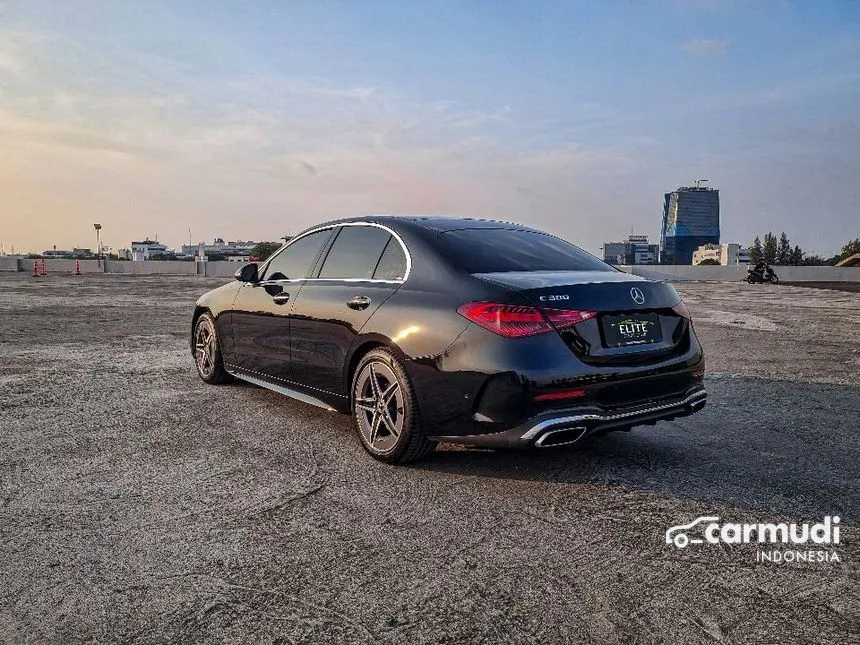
{"left": 1, "top": 0, "right": 859, "bottom": 256}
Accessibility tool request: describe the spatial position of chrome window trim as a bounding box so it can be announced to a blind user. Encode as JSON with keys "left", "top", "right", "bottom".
{"left": 259, "top": 221, "right": 412, "bottom": 283}
{"left": 254, "top": 277, "right": 403, "bottom": 287}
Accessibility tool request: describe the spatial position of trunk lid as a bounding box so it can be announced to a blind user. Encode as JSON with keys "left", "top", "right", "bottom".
{"left": 473, "top": 270, "right": 688, "bottom": 364}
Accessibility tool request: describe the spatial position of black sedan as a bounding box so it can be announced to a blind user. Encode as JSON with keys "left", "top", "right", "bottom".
{"left": 191, "top": 216, "right": 706, "bottom": 463}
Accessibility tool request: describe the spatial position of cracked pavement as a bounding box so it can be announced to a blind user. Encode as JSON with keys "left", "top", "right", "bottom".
{"left": 0, "top": 274, "right": 858, "bottom": 644}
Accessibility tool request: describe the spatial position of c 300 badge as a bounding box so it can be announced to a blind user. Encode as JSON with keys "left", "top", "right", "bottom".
{"left": 539, "top": 294, "right": 570, "bottom": 302}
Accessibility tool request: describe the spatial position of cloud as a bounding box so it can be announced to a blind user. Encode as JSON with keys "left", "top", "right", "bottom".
{"left": 681, "top": 38, "right": 727, "bottom": 56}
{"left": 1, "top": 12, "right": 856, "bottom": 258}
{"left": 0, "top": 50, "right": 23, "bottom": 75}
{"left": 0, "top": 26, "right": 631, "bottom": 254}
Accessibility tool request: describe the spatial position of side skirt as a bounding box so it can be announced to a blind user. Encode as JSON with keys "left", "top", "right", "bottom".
{"left": 225, "top": 366, "right": 339, "bottom": 412}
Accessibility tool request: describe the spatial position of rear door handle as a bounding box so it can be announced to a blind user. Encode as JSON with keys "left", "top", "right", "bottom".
{"left": 347, "top": 295, "right": 371, "bottom": 310}
{"left": 272, "top": 293, "right": 290, "bottom": 306}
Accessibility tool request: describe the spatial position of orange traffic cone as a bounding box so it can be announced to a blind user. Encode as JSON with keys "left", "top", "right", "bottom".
{"left": 75, "top": 259, "right": 81, "bottom": 275}
{"left": 32, "top": 260, "right": 39, "bottom": 277}
{"left": 40, "top": 258, "right": 47, "bottom": 276}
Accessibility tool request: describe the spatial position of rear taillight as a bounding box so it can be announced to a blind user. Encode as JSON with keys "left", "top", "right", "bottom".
{"left": 457, "top": 303, "right": 548, "bottom": 338}
{"left": 542, "top": 308, "right": 598, "bottom": 329}
{"left": 672, "top": 301, "right": 692, "bottom": 319}
{"left": 457, "top": 302, "right": 597, "bottom": 338}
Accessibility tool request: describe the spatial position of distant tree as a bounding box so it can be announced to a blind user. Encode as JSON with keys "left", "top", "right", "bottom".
{"left": 776, "top": 232, "right": 791, "bottom": 265}
{"left": 250, "top": 241, "right": 282, "bottom": 261}
{"left": 25, "top": 253, "right": 43, "bottom": 259}
{"left": 840, "top": 238, "right": 860, "bottom": 260}
{"left": 762, "top": 232, "right": 778, "bottom": 264}
{"left": 800, "top": 254, "right": 827, "bottom": 266}
{"left": 750, "top": 236, "right": 762, "bottom": 264}
{"left": 789, "top": 245, "right": 804, "bottom": 266}
{"left": 206, "top": 252, "right": 227, "bottom": 262}
{"left": 697, "top": 258, "right": 721, "bottom": 266}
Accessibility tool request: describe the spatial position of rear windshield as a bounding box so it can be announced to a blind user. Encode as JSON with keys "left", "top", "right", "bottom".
{"left": 437, "top": 228, "right": 612, "bottom": 273}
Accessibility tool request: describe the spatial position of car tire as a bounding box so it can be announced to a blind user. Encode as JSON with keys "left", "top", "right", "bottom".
{"left": 352, "top": 348, "right": 435, "bottom": 463}
{"left": 194, "top": 312, "right": 231, "bottom": 385}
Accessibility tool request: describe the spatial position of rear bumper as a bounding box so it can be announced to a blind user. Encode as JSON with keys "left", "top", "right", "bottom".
{"left": 429, "top": 387, "right": 706, "bottom": 448}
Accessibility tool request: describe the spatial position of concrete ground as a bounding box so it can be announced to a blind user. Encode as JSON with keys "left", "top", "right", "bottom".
{"left": 0, "top": 274, "right": 858, "bottom": 644}
{"left": 780, "top": 281, "right": 860, "bottom": 294}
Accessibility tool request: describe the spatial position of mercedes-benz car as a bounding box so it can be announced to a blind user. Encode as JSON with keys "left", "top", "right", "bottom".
{"left": 191, "top": 216, "right": 706, "bottom": 463}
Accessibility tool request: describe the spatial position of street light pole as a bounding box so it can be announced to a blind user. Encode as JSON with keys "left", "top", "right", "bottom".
{"left": 94, "top": 223, "right": 102, "bottom": 268}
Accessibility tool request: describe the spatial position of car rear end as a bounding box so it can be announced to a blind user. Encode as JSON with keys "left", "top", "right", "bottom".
{"left": 423, "top": 225, "right": 706, "bottom": 448}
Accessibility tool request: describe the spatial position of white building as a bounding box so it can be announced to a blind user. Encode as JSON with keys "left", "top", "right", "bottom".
{"left": 180, "top": 238, "right": 256, "bottom": 258}
{"left": 600, "top": 234, "right": 659, "bottom": 265}
{"left": 692, "top": 243, "right": 750, "bottom": 266}
{"left": 129, "top": 239, "right": 170, "bottom": 261}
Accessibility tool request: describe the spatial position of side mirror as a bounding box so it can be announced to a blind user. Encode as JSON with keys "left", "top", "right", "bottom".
{"left": 235, "top": 263, "right": 259, "bottom": 282}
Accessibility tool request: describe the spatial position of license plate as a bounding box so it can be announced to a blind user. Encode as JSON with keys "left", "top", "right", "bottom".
{"left": 601, "top": 313, "right": 662, "bottom": 348}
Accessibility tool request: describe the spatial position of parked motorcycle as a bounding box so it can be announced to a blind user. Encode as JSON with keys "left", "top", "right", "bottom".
{"left": 747, "top": 266, "right": 779, "bottom": 284}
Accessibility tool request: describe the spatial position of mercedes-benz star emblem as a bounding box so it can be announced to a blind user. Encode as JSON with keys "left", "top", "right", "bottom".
{"left": 630, "top": 287, "right": 646, "bottom": 305}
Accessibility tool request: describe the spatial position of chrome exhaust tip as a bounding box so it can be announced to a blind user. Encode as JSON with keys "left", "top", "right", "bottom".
{"left": 535, "top": 426, "right": 587, "bottom": 448}
{"left": 687, "top": 397, "right": 707, "bottom": 413}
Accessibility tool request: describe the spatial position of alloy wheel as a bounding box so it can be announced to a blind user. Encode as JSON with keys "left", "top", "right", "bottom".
{"left": 195, "top": 319, "right": 217, "bottom": 378}
{"left": 354, "top": 361, "right": 405, "bottom": 454}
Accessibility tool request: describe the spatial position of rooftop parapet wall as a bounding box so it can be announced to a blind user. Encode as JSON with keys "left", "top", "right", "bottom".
{"left": 2, "top": 258, "right": 104, "bottom": 273}
{"left": 0, "top": 258, "right": 21, "bottom": 272}
{"left": 5, "top": 258, "right": 858, "bottom": 281}
{"left": 615, "top": 265, "right": 860, "bottom": 282}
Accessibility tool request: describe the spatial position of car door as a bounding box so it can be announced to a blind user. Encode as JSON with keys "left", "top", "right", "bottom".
{"left": 230, "top": 228, "right": 334, "bottom": 382}
{"left": 288, "top": 224, "right": 408, "bottom": 396}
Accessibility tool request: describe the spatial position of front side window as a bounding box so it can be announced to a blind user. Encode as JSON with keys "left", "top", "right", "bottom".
{"left": 318, "top": 226, "right": 393, "bottom": 280}
{"left": 263, "top": 229, "right": 332, "bottom": 280}
{"left": 437, "top": 228, "right": 611, "bottom": 274}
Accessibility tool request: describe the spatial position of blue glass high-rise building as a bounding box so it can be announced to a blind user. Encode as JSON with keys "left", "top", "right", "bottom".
{"left": 660, "top": 186, "right": 720, "bottom": 264}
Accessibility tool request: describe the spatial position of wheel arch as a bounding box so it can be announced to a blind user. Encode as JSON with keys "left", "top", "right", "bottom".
{"left": 190, "top": 305, "right": 211, "bottom": 355}
{"left": 344, "top": 334, "right": 410, "bottom": 402}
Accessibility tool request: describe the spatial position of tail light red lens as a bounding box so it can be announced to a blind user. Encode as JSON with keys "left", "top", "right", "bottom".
{"left": 672, "top": 301, "right": 692, "bottom": 319}
{"left": 457, "top": 303, "right": 548, "bottom": 338}
{"left": 457, "top": 302, "right": 597, "bottom": 338}
{"left": 542, "top": 308, "right": 598, "bottom": 329}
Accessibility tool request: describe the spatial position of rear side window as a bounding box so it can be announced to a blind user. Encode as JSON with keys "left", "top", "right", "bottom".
{"left": 437, "top": 228, "right": 611, "bottom": 273}
{"left": 319, "top": 226, "right": 392, "bottom": 280}
{"left": 263, "top": 229, "right": 331, "bottom": 280}
{"left": 373, "top": 238, "right": 407, "bottom": 280}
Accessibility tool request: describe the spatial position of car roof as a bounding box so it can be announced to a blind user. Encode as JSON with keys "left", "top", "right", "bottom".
{"left": 312, "top": 215, "right": 537, "bottom": 233}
